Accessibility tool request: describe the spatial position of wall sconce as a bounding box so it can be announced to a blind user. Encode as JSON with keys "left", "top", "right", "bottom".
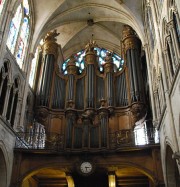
{"left": 172, "top": 152, "right": 180, "bottom": 164}
{"left": 108, "top": 172, "right": 116, "bottom": 187}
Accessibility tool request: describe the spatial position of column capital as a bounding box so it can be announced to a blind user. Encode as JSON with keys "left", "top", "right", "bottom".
{"left": 7, "top": 83, "right": 12, "bottom": 89}
{"left": 166, "top": 35, "right": 172, "bottom": 43}
{"left": 162, "top": 47, "right": 167, "bottom": 53}
{"left": 167, "top": 20, "right": 174, "bottom": 30}
{"left": 142, "top": 43, "right": 149, "bottom": 51}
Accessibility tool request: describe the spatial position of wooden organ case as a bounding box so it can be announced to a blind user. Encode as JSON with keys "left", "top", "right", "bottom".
{"left": 35, "top": 25, "right": 150, "bottom": 151}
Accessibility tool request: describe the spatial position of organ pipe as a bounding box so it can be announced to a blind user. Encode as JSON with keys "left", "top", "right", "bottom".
{"left": 66, "top": 56, "right": 77, "bottom": 108}
{"left": 37, "top": 30, "right": 59, "bottom": 107}
{"left": 84, "top": 40, "right": 97, "bottom": 108}
{"left": 104, "top": 53, "right": 114, "bottom": 109}
{"left": 122, "top": 25, "right": 142, "bottom": 103}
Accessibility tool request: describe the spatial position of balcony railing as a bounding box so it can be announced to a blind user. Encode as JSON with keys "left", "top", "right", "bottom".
{"left": 15, "top": 127, "right": 159, "bottom": 152}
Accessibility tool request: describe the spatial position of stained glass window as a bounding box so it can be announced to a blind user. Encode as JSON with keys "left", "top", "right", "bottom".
{"left": 62, "top": 47, "right": 124, "bottom": 75}
{"left": 0, "top": 0, "right": 6, "bottom": 15}
{"left": 6, "top": 0, "right": 30, "bottom": 68}
{"left": 16, "top": 17, "right": 29, "bottom": 68}
{"left": 6, "top": 5, "right": 22, "bottom": 53}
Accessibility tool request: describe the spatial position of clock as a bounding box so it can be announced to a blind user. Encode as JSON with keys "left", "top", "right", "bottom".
{"left": 79, "top": 161, "right": 94, "bottom": 175}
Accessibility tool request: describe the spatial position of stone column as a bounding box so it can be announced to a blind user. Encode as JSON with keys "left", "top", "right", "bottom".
{"left": 0, "top": 75, "right": 5, "bottom": 95}
{"left": 143, "top": 44, "right": 156, "bottom": 122}
{"left": 168, "top": 21, "right": 179, "bottom": 65}
{"left": 14, "top": 97, "right": 23, "bottom": 132}
{"left": 2, "top": 83, "right": 12, "bottom": 118}
{"left": 8, "top": 89, "right": 17, "bottom": 123}
{"left": 163, "top": 48, "right": 172, "bottom": 85}
{"left": 19, "top": 53, "right": 34, "bottom": 129}
{"left": 166, "top": 36, "right": 176, "bottom": 73}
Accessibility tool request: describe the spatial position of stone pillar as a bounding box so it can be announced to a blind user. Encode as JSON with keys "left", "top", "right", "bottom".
{"left": 122, "top": 25, "right": 143, "bottom": 103}
{"left": 38, "top": 30, "right": 59, "bottom": 107}
{"left": 168, "top": 22, "right": 179, "bottom": 65}
{"left": 84, "top": 40, "right": 97, "bottom": 108}
{"left": 0, "top": 75, "right": 5, "bottom": 95}
{"left": 166, "top": 36, "right": 176, "bottom": 73}
{"left": 143, "top": 44, "right": 156, "bottom": 122}
{"left": 2, "top": 83, "right": 11, "bottom": 118}
{"left": 163, "top": 48, "right": 172, "bottom": 85}
{"left": 14, "top": 97, "right": 23, "bottom": 132}
{"left": 8, "top": 89, "right": 17, "bottom": 123}
{"left": 66, "top": 56, "right": 77, "bottom": 109}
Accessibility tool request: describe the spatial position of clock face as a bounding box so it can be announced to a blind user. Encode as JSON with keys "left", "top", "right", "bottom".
{"left": 80, "top": 162, "right": 93, "bottom": 174}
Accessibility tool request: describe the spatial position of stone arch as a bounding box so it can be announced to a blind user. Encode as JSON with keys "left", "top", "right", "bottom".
{"left": 165, "top": 144, "right": 180, "bottom": 187}
{"left": 17, "top": 165, "right": 67, "bottom": 187}
{"left": 17, "top": 161, "right": 157, "bottom": 187}
{"left": 116, "top": 162, "right": 157, "bottom": 184}
{"left": 0, "top": 142, "right": 8, "bottom": 187}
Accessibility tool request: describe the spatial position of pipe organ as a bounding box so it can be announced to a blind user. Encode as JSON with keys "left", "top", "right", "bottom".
{"left": 35, "top": 26, "right": 148, "bottom": 149}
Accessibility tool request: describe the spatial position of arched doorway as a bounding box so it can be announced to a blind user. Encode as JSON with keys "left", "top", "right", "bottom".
{"left": 21, "top": 168, "right": 68, "bottom": 187}
{"left": 115, "top": 167, "right": 155, "bottom": 187}
{"left": 0, "top": 148, "right": 7, "bottom": 187}
{"left": 166, "top": 145, "right": 180, "bottom": 187}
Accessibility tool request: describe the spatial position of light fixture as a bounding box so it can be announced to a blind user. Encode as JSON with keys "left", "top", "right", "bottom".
{"left": 66, "top": 173, "right": 75, "bottom": 187}
{"left": 108, "top": 172, "right": 116, "bottom": 187}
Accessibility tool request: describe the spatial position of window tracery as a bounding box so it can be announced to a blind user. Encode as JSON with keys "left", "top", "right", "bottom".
{"left": 6, "top": 0, "right": 30, "bottom": 69}
{"left": 62, "top": 47, "right": 124, "bottom": 75}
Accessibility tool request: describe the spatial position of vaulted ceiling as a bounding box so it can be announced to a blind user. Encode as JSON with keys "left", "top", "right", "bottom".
{"left": 31, "top": 0, "right": 145, "bottom": 58}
